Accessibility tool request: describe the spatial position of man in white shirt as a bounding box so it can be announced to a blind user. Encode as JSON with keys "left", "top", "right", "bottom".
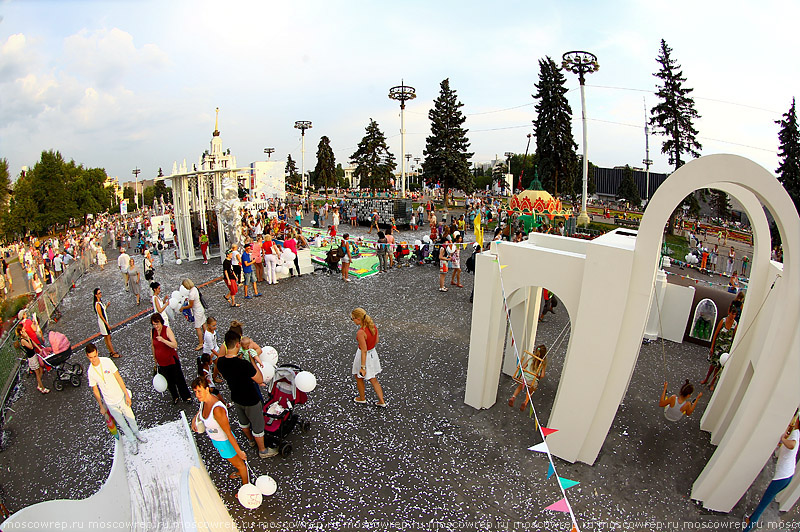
{"left": 86, "top": 343, "right": 147, "bottom": 454}
{"left": 53, "top": 254, "right": 63, "bottom": 279}
{"left": 117, "top": 247, "right": 130, "bottom": 291}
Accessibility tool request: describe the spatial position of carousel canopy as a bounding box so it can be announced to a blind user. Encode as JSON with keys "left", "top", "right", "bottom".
{"left": 509, "top": 178, "right": 573, "bottom": 219}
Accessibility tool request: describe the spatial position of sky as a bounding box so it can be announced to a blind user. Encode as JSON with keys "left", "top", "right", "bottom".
{"left": 1, "top": 0, "right": 797, "bottom": 186}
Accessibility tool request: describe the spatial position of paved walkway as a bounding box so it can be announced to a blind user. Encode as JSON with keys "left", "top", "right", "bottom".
{"left": 0, "top": 224, "right": 790, "bottom": 531}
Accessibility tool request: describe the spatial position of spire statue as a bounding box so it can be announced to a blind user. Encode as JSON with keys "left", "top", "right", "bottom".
{"left": 213, "top": 107, "right": 220, "bottom": 137}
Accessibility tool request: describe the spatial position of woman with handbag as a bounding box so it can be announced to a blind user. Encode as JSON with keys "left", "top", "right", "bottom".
{"left": 150, "top": 313, "right": 191, "bottom": 404}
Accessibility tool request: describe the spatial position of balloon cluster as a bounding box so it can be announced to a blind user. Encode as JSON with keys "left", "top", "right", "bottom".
{"left": 683, "top": 253, "right": 700, "bottom": 265}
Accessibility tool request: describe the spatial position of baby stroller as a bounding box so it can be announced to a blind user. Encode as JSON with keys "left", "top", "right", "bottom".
{"left": 394, "top": 242, "right": 412, "bottom": 267}
{"left": 262, "top": 364, "right": 312, "bottom": 456}
{"left": 315, "top": 246, "right": 343, "bottom": 274}
{"left": 39, "top": 331, "right": 81, "bottom": 391}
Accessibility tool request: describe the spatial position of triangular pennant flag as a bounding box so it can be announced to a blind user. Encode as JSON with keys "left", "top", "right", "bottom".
{"left": 541, "top": 427, "right": 558, "bottom": 437}
{"left": 559, "top": 477, "right": 580, "bottom": 490}
{"left": 500, "top": 264, "right": 509, "bottom": 270}
{"left": 528, "top": 441, "right": 549, "bottom": 453}
{"left": 571, "top": 527, "right": 578, "bottom": 532}
{"left": 544, "top": 498, "right": 570, "bottom": 513}
{"left": 546, "top": 462, "right": 555, "bottom": 479}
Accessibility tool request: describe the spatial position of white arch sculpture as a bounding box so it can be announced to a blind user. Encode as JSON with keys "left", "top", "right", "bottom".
{"left": 465, "top": 154, "right": 800, "bottom": 512}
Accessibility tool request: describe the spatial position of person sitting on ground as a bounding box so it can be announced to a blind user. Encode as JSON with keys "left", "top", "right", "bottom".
{"left": 659, "top": 380, "right": 703, "bottom": 421}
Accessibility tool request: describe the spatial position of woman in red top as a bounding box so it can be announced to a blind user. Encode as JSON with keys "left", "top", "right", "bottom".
{"left": 262, "top": 234, "right": 279, "bottom": 285}
{"left": 151, "top": 313, "right": 191, "bottom": 404}
{"left": 351, "top": 307, "right": 386, "bottom": 407}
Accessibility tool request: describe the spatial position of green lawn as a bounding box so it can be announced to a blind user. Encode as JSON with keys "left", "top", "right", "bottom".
{"left": 663, "top": 233, "right": 690, "bottom": 259}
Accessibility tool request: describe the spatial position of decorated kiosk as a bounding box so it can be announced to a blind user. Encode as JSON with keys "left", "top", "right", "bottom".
{"left": 465, "top": 154, "right": 800, "bottom": 514}
{"left": 508, "top": 177, "right": 573, "bottom": 233}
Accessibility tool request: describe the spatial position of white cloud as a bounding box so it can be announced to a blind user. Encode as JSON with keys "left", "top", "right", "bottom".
{"left": 63, "top": 27, "right": 169, "bottom": 88}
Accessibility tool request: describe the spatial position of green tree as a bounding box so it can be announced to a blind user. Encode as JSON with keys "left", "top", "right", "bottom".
{"left": 650, "top": 39, "right": 702, "bottom": 170}
{"left": 776, "top": 97, "right": 800, "bottom": 215}
{"left": 313, "top": 136, "right": 336, "bottom": 197}
{"left": 423, "top": 78, "right": 474, "bottom": 206}
{"left": 649, "top": 39, "right": 702, "bottom": 232}
{"left": 616, "top": 165, "right": 641, "bottom": 207}
{"left": 533, "top": 57, "right": 578, "bottom": 197}
{"left": 5, "top": 170, "right": 38, "bottom": 238}
{"left": 29, "top": 151, "right": 79, "bottom": 231}
{"left": 350, "top": 119, "right": 396, "bottom": 190}
{"left": 285, "top": 155, "right": 300, "bottom": 189}
{"left": 0, "top": 159, "right": 11, "bottom": 208}
{"left": 154, "top": 179, "right": 172, "bottom": 204}
{"left": 71, "top": 166, "right": 111, "bottom": 224}
{"left": 492, "top": 163, "right": 509, "bottom": 193}
{"left": 143, "top": 185, "right": 156, "bottom": 207}
{"left": 335, "top": 163, "right": 348, "bottom": 188}
{"left": 123, "top": 186, "right": 135, "bottom": 204}
{"left": 710, "top": 190, "right": 731, "bottom": 219}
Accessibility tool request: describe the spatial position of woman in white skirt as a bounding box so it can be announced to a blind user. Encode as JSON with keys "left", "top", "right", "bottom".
{"left": 351, "top": 307, "right": 386, "bottom": 407}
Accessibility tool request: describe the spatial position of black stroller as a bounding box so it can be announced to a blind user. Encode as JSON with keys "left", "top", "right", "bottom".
{"left": 261, "top": 364, "right": 312, "bottom": 456}
{"left": 315, "top": 246, "right": 343, "bottom": 274}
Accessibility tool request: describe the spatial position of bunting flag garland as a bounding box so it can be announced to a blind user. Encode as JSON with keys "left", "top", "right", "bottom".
{"left": 559, "top": 478, "right": 580, "bottom": 490}
{"left": 544, "top": 498, "right": 570, "bottom": 513}
{"left": 495, "top": 248, "right": 582, "bottom": 532}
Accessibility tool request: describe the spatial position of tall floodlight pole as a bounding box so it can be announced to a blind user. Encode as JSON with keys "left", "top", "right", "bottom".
{"left": 642, "top": 98, "right": 652, "bottom": 205}
{"left": 562, "top": 51, "right": 599, "bottom": 226}
{"left": 389, "top": 81, "right": 416, "bottom": 198}
{"left": 294, "top": 121, "right": 312, "bottom": 195}
{"left": 264, "top": 147, "right": 275, "bottom": 159}
{"left": 132, "top": 167, "right": 141, "bottom": 210}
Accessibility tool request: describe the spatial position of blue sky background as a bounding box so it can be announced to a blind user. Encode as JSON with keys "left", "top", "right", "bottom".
{"left": 1, "top": 0, "right": 796, "bottom": 184}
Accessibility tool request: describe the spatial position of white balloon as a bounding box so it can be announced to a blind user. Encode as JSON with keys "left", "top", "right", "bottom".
{"left": 255, "top": 475, "right": 277, "bottom": 496}
{"left": 176, "top": 259, "right": 183, "bottom": 265}
{"left": 275, "top": 265, "right": 287, "bottom": 274}
{"left": 262, "top": 346, "right": 278, "bottom": 367}
{"left": 169, "top": 297, "right": 181, "bottom": 310}
{"left": 295, "top": 371, "right": 317, "bottom": 393}
{"left": 259, "top": 363, "right": 275, "bottom": 382}
{"left": 179, "top": 285, "right": 190, "bottom": 297}
{"left": 237, "top": 483, "right": 263, "bottom": 509}
{"left": 282, "top": 250, "right": 296, "bottom": 263}
{"left": 171, "top": 290, "right": 182, "bottom": 301}
{"left": 414, "top": 240, "right": 422, "bottom": 247}
{"left": 719, "top": 352, "right": 730, "bottom": 367}
{"left": 153, "top": 373, "right": 168, "bottom": 393}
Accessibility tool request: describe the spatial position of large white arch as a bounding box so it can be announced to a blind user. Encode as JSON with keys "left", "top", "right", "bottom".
{"left": 465, "top": 154, "right": 800, "bottom": 512}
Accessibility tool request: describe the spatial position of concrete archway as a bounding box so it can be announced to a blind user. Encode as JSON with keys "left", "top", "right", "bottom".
{"left": 465, "top": 154, "right": 800, "bottom": 512}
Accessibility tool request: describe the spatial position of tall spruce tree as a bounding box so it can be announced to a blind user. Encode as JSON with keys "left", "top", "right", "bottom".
{"left": 650, "top": 39, "right": 702, "bottom": 169}
{"left": 776, "top": 98, "right": 800, "bottom": 215}
{"left": 314, "top": 135, "right": 336, "bottom": 197}
{"left": 533, "top": 57, "right": 578, "bottom": 197}
{"left": 616, "top": 165, "right": 641, "bottom": 207}
{"left": 423, "top": 78, "right": 474, "bottom": 205}
{"left": 285, "top": 155, "right": 300, "bottom": 189}
{"left": 649, "top": 39, "right": 702, "bottom": 232}
{"left": 350, "top": 119, "right": 396, "bottom": 190}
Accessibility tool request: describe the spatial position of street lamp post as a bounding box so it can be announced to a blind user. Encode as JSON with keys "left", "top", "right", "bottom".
{"left": 294, "top": 121, "right": 312, "bottom": 196}
{"left": 504, "top": 152, "right": 513, "bottom": 196}
{"left": 389, "top": 81, "right": 416, "bottom": 198}
{"left": 132, "top": 167, "right": 141, "bottom": 210}
{"left": 405, "top": 154, "right": 412, "bottom": 191}
{"left": 562, "top": 50, "right": 599, "bottom": 226}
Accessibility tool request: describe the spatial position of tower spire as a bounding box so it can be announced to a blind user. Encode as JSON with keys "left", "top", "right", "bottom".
{"left": 213, "top": 107, "right": 220, "bottom": 137}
